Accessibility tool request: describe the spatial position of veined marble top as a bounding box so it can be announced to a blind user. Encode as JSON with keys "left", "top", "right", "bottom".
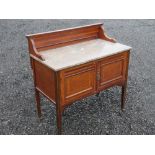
{"left": 39, "top": 39, "right": 132, "bottom": 71}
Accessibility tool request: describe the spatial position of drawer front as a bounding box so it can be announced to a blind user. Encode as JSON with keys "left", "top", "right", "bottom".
{"left": 97, "top": 53, "right": 127, "bottom": 90}
{"left": 60, "top": 63, "right": 96, "bottom": 105}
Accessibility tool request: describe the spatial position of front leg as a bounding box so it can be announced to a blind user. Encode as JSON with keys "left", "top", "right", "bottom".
{"left": 121, "top": 50, "right": 130, "bottom": 111}
{"left": 56, "top": 105, "right": 62, "bottom": 135}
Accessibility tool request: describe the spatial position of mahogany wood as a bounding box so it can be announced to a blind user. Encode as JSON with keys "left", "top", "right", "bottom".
{"left": 33, "top": 59, "right": 56, "bottom": 102}
{"left": 26, "top": 23, "right": 131, "bottom": 134}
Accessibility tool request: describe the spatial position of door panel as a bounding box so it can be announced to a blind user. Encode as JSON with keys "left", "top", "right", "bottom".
{"left": 61, "top": 63, "right": 96, "bottom": 105}
{"left": 97, "top": 54, "right": 127, "bottom": 90}
{"left": 100, "top": 59, "right": 123, "bottom": 84}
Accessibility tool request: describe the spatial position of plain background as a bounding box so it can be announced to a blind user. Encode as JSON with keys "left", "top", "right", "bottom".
{"left": 0, "top": 0, "right": 155, "bottom": 155}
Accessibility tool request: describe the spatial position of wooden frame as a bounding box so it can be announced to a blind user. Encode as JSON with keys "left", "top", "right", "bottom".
{"left": 26, "top": 23, "right": 131, "bottom": 134}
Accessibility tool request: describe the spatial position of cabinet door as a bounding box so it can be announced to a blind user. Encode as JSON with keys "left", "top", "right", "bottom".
{"left": 97, "top": 53, "right": 127, "bottom": 91}
{"left": 60, "top": 63, "right": 96, "bottom": 105}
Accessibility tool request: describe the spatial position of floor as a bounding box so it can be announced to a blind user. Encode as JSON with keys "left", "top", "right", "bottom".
{"left": 0, "top": 19, "right": 155, "bottom": 134}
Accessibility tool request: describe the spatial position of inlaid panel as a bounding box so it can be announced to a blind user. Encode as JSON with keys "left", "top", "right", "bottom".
{"left": 97, "top": 54, "right": 127, "bottom": 90}
{"left": 60, "top": 63, "right": 96, "bottom": 105}
{"left": 100, "top": 59, "right": 123, "bottom": 84}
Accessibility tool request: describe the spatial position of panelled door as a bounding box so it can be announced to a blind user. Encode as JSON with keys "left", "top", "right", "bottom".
{"left": 97, "top": 52, "right": 128, "bottom": 91}
{"left": 60, "top": 62, "right": 96, "bottom": 105}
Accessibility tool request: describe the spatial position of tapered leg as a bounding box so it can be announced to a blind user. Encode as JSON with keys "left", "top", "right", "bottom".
{"left": 56, "top": 106, "right": 62, "bottom": 135}
{"left": 55, "top": 72, "right": 62, "bottom": 134}
{"left": 35, "top": 89, "right": 42, "bottom": 118}
{"left": 121, "top": 85, "right": 127, "bottom": 111}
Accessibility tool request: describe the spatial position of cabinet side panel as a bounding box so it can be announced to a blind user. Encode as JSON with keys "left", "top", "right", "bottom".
{"left": 33, "top": 60, "right": 56, "bottom": 102}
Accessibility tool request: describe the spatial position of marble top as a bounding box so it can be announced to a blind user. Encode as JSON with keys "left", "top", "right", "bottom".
{"left": 39, "top": 39, "right": 132, "bottom": 71}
